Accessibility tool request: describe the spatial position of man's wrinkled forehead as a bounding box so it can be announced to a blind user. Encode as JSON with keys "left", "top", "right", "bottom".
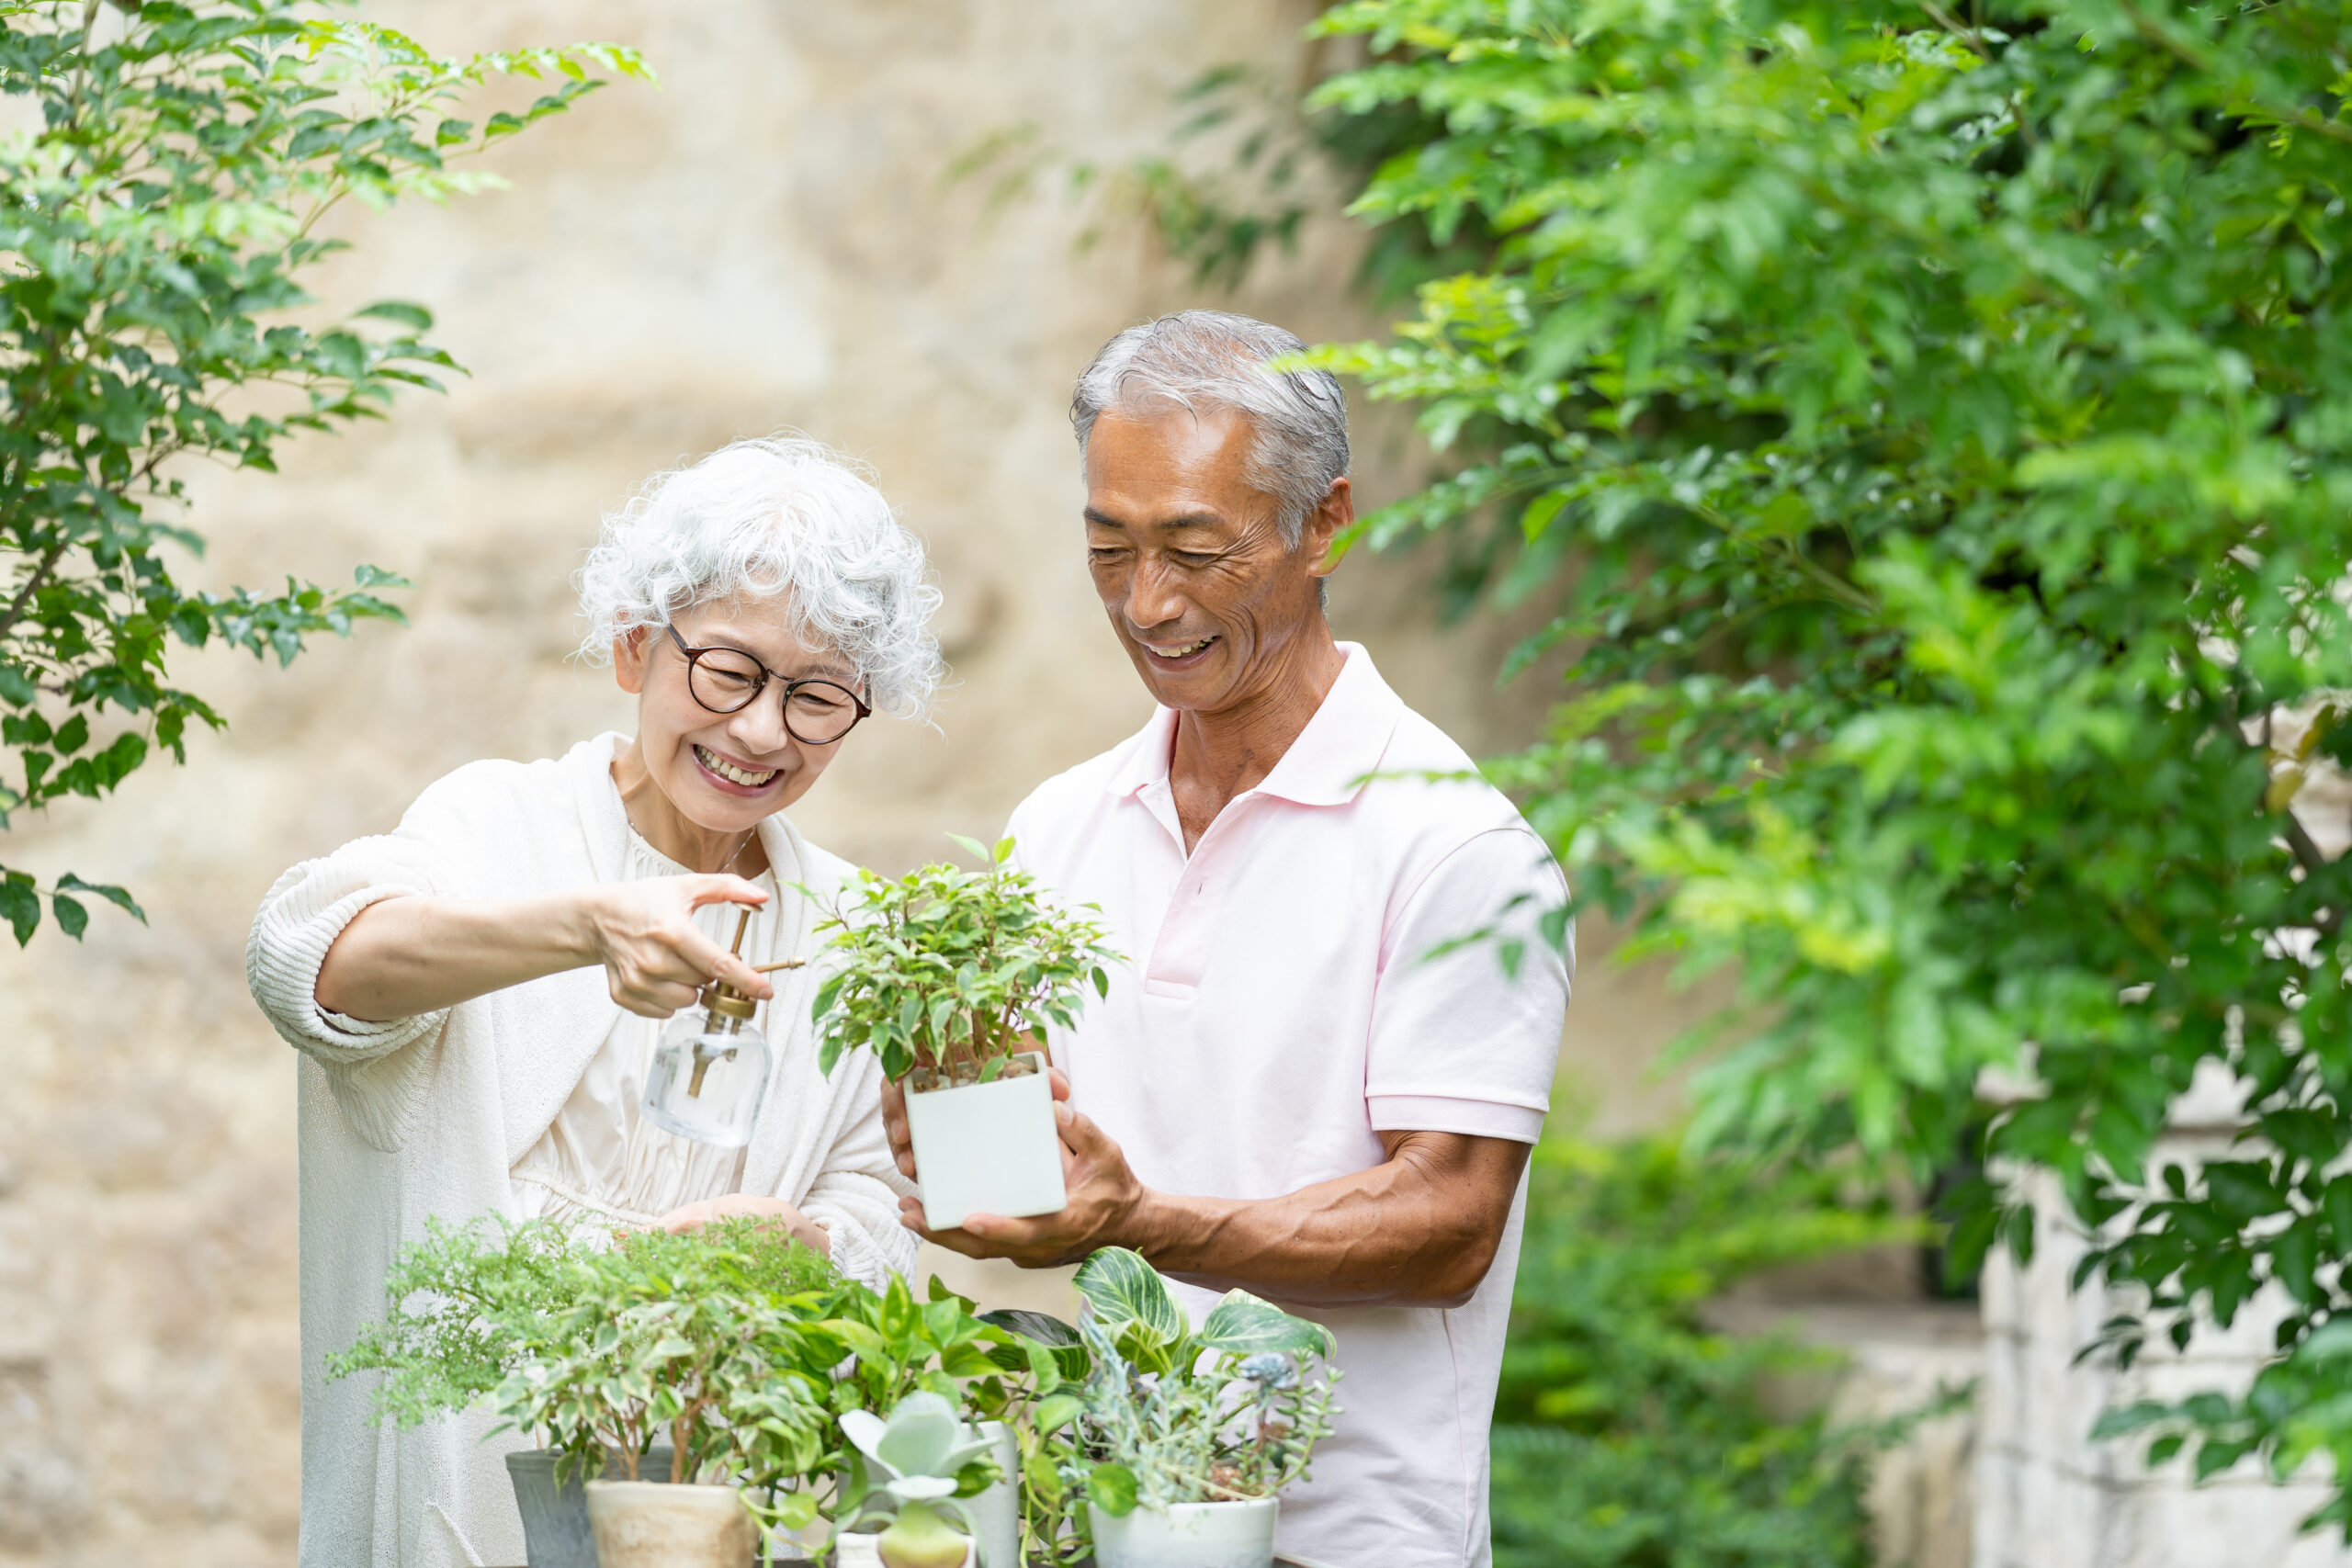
{"left": 1080, "top": 407, "right": 1278, "bottom": 529}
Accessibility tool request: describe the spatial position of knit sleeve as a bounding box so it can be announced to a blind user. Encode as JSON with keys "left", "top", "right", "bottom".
{"left": 246, "top": 836, "right": 451, "bottom": 1060}
{"left": 246, "top": 832, "right": 456, "bottom": 1154}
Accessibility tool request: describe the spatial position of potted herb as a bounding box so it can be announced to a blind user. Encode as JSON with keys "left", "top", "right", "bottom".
{"left": 1027, "top": 1248, "right": 1340, "bottom": 1568}
{"left": 811, "top": 835, "right": 1118, "bottom": 1229}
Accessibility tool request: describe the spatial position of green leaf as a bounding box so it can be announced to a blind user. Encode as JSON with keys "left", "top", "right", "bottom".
{"left": 0, "top": 874, "right": 40, "bottom": 946}
{"left": 58, "top": 874, "right": 146, "bottom": 925}
{"left": 1087, "top": 1461, "right": 1137, "bottom": 1517}
{"left": 49, "top": 894, "right": 85, "bottom": 940}
{"left": 354, "top": 300, "right": 435, "bottom": 331}
{"left": 1197, "top": 1289, "right": 1334, "bottom": 1362}
{"left": 1074, "top": 1247, "right": 1185, "bottom": 1344}
{"left": 978, "top": 1309, "right": 1080, "bottom": 1348}
{"left": 1032, "top": 1391, "right": 1084, "bottom": 1434}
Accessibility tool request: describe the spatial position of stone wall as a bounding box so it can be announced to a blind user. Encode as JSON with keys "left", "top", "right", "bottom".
{"left": 1977, "top": 1118, "right": 2352, "bottom": 1568}
{"left": 0, "top": 5, "right": 1694, "bottom": 1564}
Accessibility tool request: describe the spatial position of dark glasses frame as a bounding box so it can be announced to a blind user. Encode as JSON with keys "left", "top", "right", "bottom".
{"left": 663, "top": 623, "right": 872, "bottom": 745}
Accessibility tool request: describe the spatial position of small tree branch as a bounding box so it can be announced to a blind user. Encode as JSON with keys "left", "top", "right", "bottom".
{"left": 0, "top": 536, "right": 72, "bottom": 645}
{"left": 2281, "top": 812, "right": 2343, "bottom": 938}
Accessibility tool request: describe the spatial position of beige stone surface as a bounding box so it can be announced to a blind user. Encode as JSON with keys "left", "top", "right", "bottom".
{"left": 0, "top": 5, "right": 1706, "bottom": 1564}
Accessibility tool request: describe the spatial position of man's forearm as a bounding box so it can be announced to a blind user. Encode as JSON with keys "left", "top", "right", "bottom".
{"left": 1125, "top": 1132, "right": 1531, "bottom": 1310}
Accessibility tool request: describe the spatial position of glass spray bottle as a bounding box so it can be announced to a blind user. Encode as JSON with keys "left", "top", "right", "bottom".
{"left": 640, "top": 908, "right": 801, "bottom": 1147}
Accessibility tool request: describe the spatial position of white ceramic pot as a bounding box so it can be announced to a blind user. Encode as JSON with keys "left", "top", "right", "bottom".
{"left": 963, "top": 1420, "right": 1019, "bottom": 1568}
{"left": 584, "top": 1479, "right": 755, "bottom": 1568}
{"left": 1088, "top": 1498, "right": 1279, "bottom": 1568}
{"left": 903, "top": 1051, "right": 1066, "bottom": 1229}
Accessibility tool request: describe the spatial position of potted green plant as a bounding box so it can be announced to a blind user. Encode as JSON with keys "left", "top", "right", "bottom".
{"left": 811, "top": 835, "right": 1118, "bottom": 1229}
{"left": 1015, "top": 1248, "right": 1340, "bottom": 1568}
{"left": 819, "top": 1271, "right": 1081, "bottom": 1567}
{"left": 336, "top": 1217, "right": 843, "bottom": 1568}
{"left": 831, "top": 1392, "right": 1000, "bottom": 1568}
{"left": 493, "top": 1227, "right": 843, "bottom": 1567}
{"left": 330, "top": 1216, "right": 660, "bottom": 1568}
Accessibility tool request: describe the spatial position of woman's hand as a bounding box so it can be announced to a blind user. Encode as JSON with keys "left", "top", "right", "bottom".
{"left": 580, "top": 874, "right": 774, "bottom": 1017}
{"left": 660, "top": 1194, "right": 831, "bottom": 1255}
{"left": 316, "top": 875, "right": 774, "bottom": 1025}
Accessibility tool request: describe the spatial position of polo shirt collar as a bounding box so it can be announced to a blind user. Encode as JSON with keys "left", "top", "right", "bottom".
{"left": 1102, "top": 642, "right": 1405, "bottom": 808}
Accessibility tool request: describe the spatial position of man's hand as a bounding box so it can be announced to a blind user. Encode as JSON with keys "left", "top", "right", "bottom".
{"left": 899, "top": 1095, "right": 1151, "bottom": 1268}
{"left": 660, "top": 1193, "right": 830, "bottom": 1256}
{"left": 882, "top": 1065, "right": 1529, "bottom": 1308}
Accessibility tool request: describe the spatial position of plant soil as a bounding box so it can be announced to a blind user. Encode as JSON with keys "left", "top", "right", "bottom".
{"left": 907, "top": 1056, "right": 1038, "bottom": 1094}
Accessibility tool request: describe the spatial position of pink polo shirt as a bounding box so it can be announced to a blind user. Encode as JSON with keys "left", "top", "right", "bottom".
{"left": 1005, "top": 643, "right": 1571, "bottom": 1568}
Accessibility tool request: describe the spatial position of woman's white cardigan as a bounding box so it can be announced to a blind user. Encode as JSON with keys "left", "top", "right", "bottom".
{"left": 247, "top": 734, "right": 917, "bottom": 1568}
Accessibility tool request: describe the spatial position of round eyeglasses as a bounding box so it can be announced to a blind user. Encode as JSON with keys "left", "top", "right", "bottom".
{"left": 664, "top": 624, "right": 872, "bottom": 745}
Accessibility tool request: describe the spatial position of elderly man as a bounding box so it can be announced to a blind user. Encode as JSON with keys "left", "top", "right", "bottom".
{"left": 889, "top": 310, "right": 1571, "bottom": 1567}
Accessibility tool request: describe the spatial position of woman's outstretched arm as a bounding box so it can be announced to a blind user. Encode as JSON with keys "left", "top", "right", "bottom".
{"left": 316, "top": 874, "right": 776, "bottom": 1022}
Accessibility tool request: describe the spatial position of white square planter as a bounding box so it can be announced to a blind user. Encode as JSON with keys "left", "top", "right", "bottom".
{"left": 903, "top": 1051, "right": 1067, "bottom": 1230}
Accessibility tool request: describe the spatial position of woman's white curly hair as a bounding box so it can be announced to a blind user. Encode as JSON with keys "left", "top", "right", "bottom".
{"left": 576, "top": 435, "right": 943, "bottom": 719}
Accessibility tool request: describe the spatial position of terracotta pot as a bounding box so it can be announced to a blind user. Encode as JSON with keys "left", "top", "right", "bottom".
{"left": 585, "top": 1479, "right": 755, "bottom": 1568}
{"left": 1088, "top": 1497, "right": 1279, "bottom": 1568}
{"left": 903, "top": 1051, "right": 1066, "bottom": 1229}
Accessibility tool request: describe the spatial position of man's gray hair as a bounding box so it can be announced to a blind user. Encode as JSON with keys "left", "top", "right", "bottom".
{"left": 1070, "top": 310, "right": 1350, "bottom": 543}
{"left": 576, "top": 435, "right": 943, "bottom": 719}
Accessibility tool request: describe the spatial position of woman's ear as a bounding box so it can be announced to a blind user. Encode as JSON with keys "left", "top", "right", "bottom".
{"left": 614, "top": 627, "right": 650, "bottom": 695}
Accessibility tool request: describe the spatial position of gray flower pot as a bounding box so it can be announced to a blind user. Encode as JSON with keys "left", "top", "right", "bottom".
{"left": 505, "top": 1446, "right": 676, "bottom": 1568}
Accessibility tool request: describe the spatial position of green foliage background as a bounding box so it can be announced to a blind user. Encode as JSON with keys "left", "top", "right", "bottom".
{"left": 1490, "top": 1137, "right": 1912, "bottom": 1568}
{"left": 0, "top": 0, "right": 645, "bottom": 942}
{"left": 1113, "top": 0, "right": 2352, "bottom": 1534}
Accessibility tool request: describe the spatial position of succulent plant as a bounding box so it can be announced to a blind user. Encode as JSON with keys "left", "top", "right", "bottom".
{"left": 839, "top": 1392, "right": 998, "bottom": 1568}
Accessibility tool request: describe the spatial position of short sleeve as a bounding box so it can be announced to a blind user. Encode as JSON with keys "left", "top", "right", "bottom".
{"left": 1364, "top": 827, "right": 1573, "bottom": 1144}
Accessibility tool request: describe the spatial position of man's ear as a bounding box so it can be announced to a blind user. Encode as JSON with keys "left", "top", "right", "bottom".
{"left": 613, "top": 627, "right": 650, "bottom": 695}
{"left": 1304, "top": 476, "right": 1353, "bottom": 579}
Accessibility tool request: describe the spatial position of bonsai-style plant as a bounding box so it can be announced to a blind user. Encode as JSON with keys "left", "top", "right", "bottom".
{"left": 836, "top": 1392, "right": 1000, "bottom": 1568}
{"left": 336, "top": 1216, "right": 847, "bottom": 1559}
{"left": 490, "top": 1225, "right": 840, "bottom": 1501}
{"left": 811, "top": 835, "right": 1118, "bottom": 1229}
{"left": 812, "top": 835, "right": 1116, "bottom": 1090}
{"left": 988, "top": 1247, "right": 1338, "bottom": 1563}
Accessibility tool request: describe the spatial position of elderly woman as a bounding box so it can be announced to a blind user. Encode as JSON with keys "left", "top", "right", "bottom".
{"left": 247, "top": 436, "right": 938, "bottom": 1568}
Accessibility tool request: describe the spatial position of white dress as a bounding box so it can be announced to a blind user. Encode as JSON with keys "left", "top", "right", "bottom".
{"left": 247, "top": 734, "right": 916, "bottom": 1568}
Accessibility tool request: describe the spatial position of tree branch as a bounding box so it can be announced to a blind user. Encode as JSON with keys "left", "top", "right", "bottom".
{"left": 0, "top": 536, "right": 72, "bottom": 645}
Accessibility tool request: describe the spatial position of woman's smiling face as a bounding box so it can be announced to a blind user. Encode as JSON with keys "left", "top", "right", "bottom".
{"left": 613, "top": 592, "right": 860, "bottom": 834}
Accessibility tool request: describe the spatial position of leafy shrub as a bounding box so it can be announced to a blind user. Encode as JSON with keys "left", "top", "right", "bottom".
{"left": 1293, "top": 0, "right": 2352, "bottom": 1524}
{"left": 0, "top": 1, "right": 646, "bottom": 941}
{"left": 1492, "top": 1137, "right": 1917, "bottom": 1568}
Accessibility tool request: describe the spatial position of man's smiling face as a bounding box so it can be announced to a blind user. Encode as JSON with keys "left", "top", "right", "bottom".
{"left": 1081, "top": 405, "right": 1341, "bottom": 717}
